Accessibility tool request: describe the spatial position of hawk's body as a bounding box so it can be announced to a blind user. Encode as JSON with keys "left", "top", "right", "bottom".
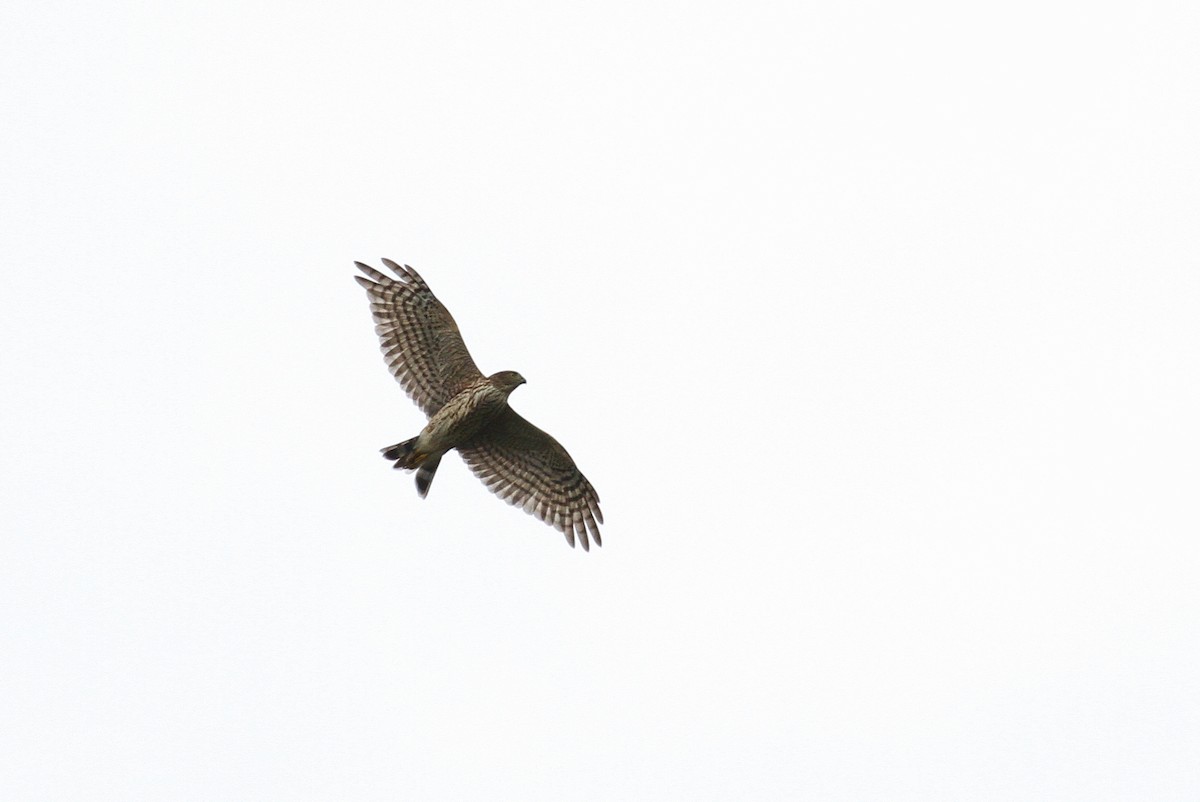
{"left": 355, "top": 259, "right": 603, "bottom": 550}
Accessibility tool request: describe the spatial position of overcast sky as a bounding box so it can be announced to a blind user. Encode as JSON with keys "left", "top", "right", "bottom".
{"left": 2, "top": 1, "right": 1198, "bottom": 799}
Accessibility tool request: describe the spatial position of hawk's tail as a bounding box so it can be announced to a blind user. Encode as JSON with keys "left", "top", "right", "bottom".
{"left": 381, "top": 438, "right": 419, "bottom": 467}
{"left": 381, "top": 438, "right": 442, "bottom": 498}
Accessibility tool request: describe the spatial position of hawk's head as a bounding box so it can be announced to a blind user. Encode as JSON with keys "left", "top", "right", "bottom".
{"left": 489, "top": 370, "right": 527, "bottom": 394}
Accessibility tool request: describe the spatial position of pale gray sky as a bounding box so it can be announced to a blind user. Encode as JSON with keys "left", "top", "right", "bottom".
{"left": 2, "top": 1, "right": 1198, "bottom": 800}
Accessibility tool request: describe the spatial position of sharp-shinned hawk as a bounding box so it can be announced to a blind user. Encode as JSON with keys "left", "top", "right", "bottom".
{"left": 354, "top": 259, "right": 604, "bottom": 550}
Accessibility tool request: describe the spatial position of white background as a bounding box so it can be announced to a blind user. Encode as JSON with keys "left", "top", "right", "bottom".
{"left": 2, "top": 1, "right": 1198, "bottom": 799}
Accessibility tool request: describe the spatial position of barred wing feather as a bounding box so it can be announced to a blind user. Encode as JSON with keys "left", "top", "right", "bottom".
{"left": 354, "top": 259, "right": 483, "bottom": 418}
{"left": 459, "top": 408, "right": 604, "bottom": 550}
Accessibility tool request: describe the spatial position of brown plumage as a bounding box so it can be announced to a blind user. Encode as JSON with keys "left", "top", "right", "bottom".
{"left": 354, "top": 259, "right": 603, "bottom": 550}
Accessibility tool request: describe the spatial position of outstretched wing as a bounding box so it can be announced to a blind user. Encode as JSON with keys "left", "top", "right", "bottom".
{"left": 458, "top": 408, "right": 604, "bottom": 550}
{"left": 355, "top": 259, "right": 484, "bottom": 417}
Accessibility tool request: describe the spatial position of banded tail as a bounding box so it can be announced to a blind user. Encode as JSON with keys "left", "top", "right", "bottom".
{"left": 381, "top": 438, "right": 442, "bottom": 498}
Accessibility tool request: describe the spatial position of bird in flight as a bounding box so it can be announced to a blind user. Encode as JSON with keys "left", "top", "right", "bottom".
{"left": 354, "top": 259, "right": 603, "bottom": 550}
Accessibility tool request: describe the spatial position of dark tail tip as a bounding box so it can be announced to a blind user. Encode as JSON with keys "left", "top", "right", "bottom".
{"left": 414, "top": 454, "right": 442, "bottom": 498}
{"left": 415, "top": 463, "right": 437, "bottom": 498}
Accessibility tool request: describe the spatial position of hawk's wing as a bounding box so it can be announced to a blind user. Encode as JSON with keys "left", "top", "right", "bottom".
{"left": 355, "top": 259, "right": 484, "bottom": 417}
{"left": 459, "top": 408, "right": 604, "bottom": 550}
